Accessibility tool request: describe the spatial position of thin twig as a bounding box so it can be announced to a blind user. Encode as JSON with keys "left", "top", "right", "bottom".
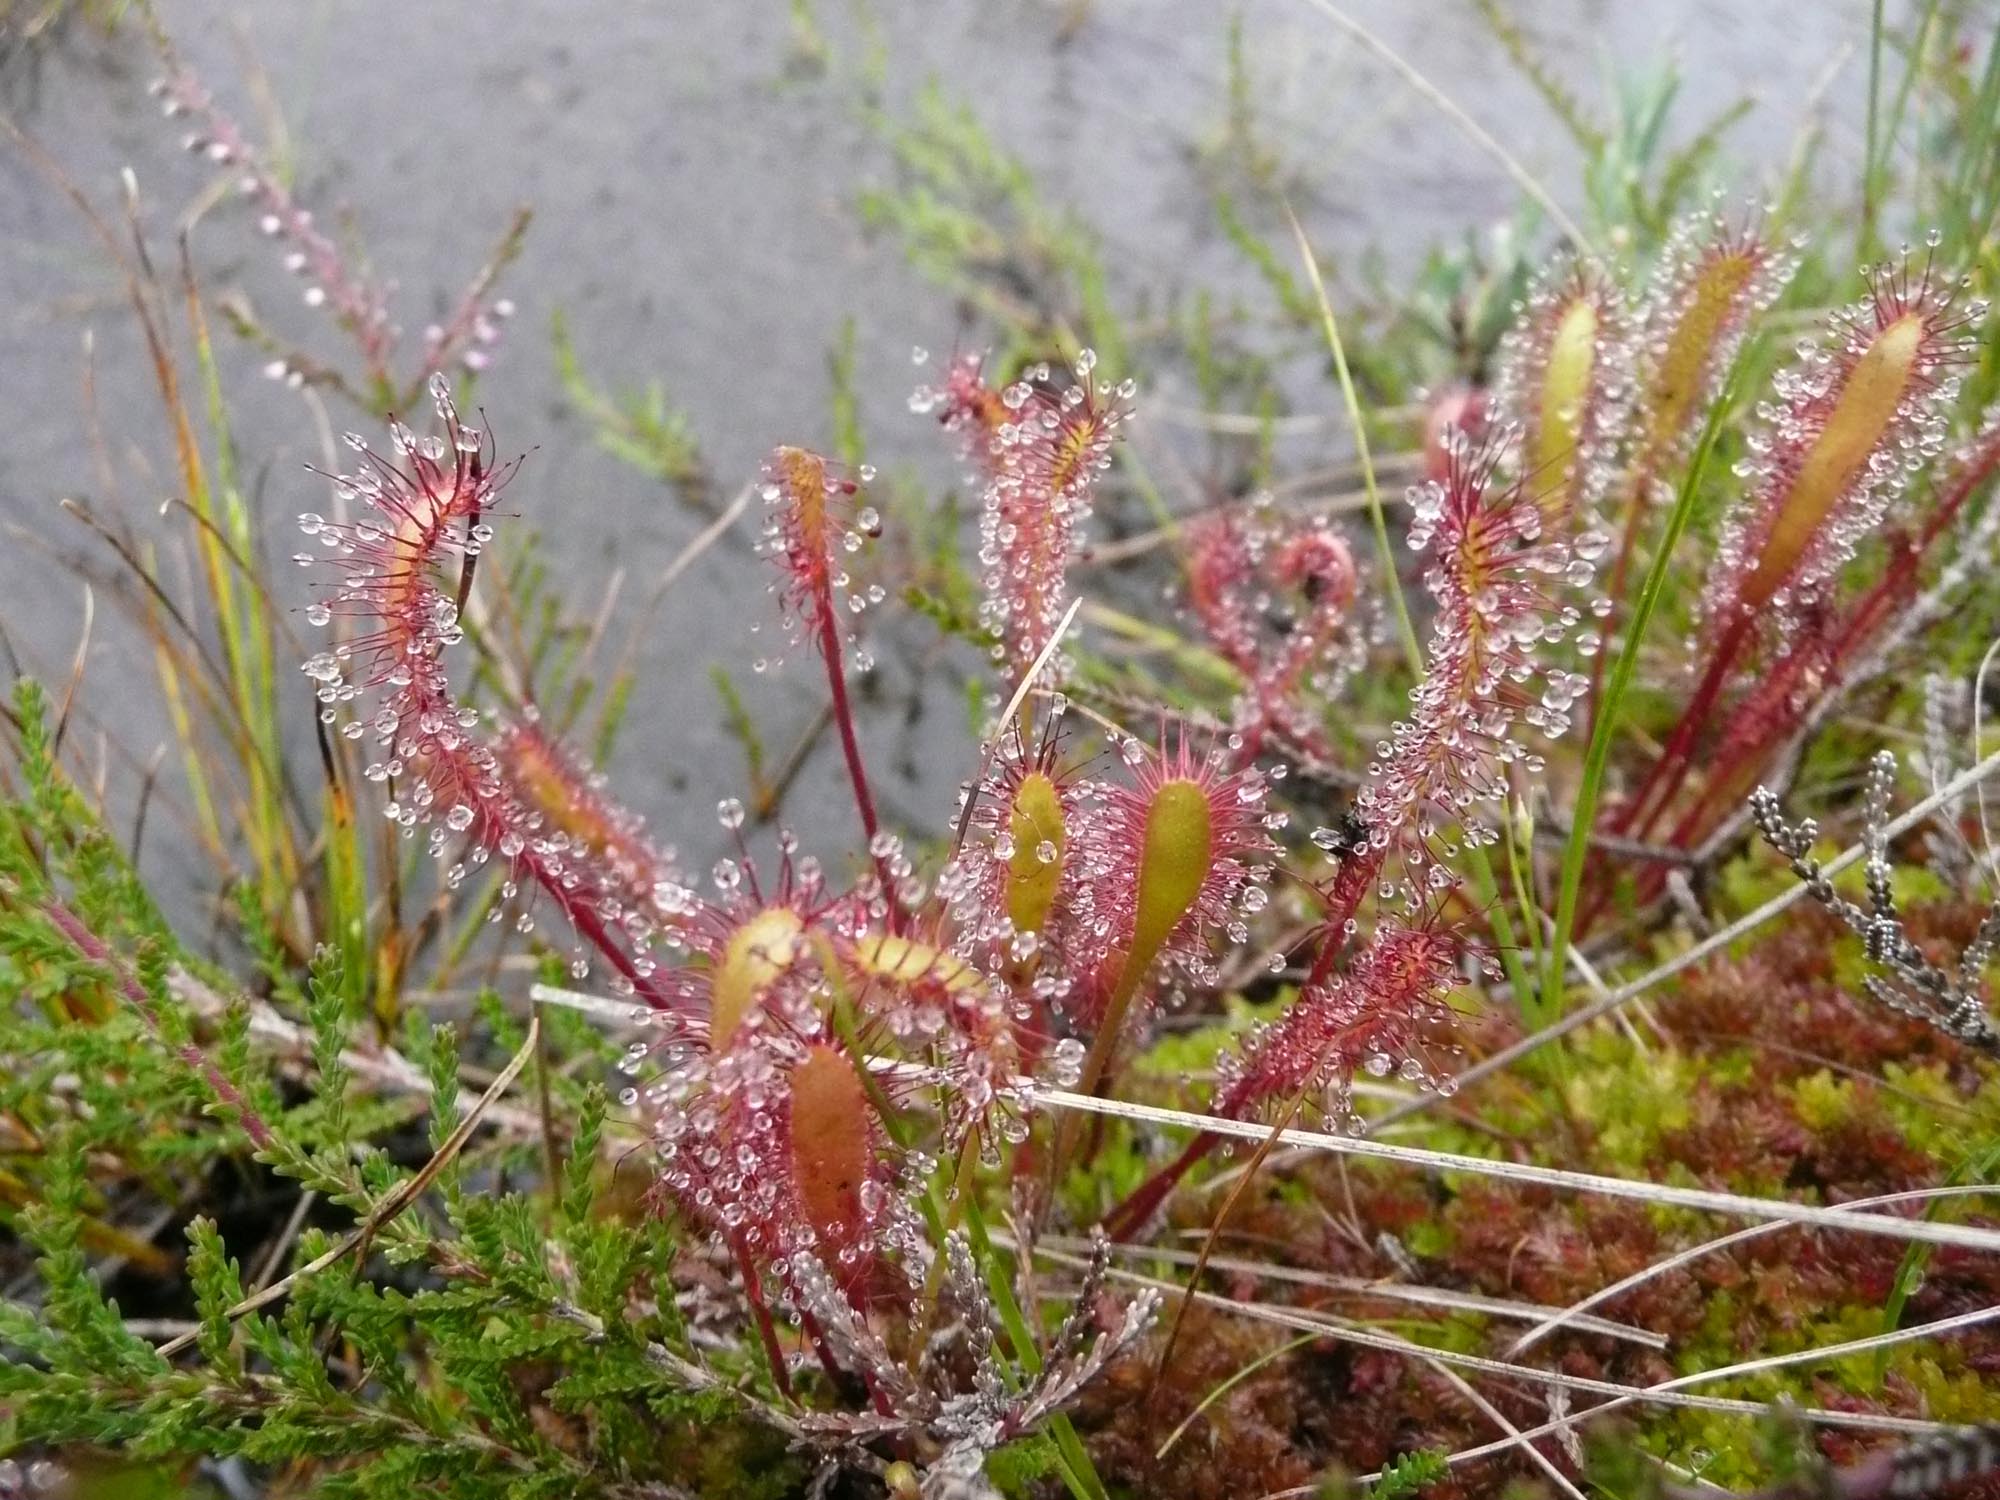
{"left": 602, "top": 482, "right": 756, "bottom": 704}
{"left": 50, "top": 584, "right": 94, "bottom": 759}
{"left": 1040, "top": 1235, "right": 1663, "bottom": 1349}
{"left": 1380, "top": 745, "right": 2000, "bottom": 1130}
{"left": 1503, "top": 1182, "right": 1998, "bottom": 1359}
{"left": 1030, "top": 1088, "right": 2000, "bottom": 1253}
{"left": 156, "top": 1018, "right": 541, "bottom": 1359}
{"left": 951, "top": 596, "right": 1085, "bottom": 855}
{"left": 1287, "top": 202, "right": 1423, "bottom": 673}
{"left": 1030, "top": 1243, "right": 1957, "bottom": 1439}
{"left": 169, "top": 968, "right": 545, "bottom": 1135}
{"left": 246, "top": 1189, "right": 318, "bottom": 1297}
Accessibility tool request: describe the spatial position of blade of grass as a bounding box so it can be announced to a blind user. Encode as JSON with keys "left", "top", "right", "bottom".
{"left": 1286, "top": 203, "right": 1420, "bottom": 671}
{"left": 1079, "top": 601, "right": 1242, "bottom": 690}
{"left": 150, "top": 641, "right": 226, "bottom": 863}
{"left": 1502, "top": 796, "right": 1545, "bottom": 979}
{"left": 314, "top": 716, "right": 370, "bottom": 1021}
{"left": 1056, "top": 1235, "right": 1663, "bottom": 1346}
{"left": 1944, "top": 18, "right": 2000, "bottom": 256}
{"left": 1869, "top": 0, "right": 1940, "bottom": 260}
{"left": 185, "top": 267, "right": 299, "bottom": 913}
{"left": 1872, "top": 1139, "right": 2000, "bottom": 1384}
{"left": 1862, "top": 0, "right": 1886, "bottom": 254}
{"left": 1288, "top": 203, "right": 1535, "bottom": 1003}
{"left": 1537, "top": 350, "right": 1746, "bottom": 1026}
{"left": 1293, "top": 0, "right": 1588, "bottom": 249}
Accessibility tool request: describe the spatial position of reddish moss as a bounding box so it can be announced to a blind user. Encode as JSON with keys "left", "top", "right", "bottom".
{"left": 1082, "top": 1308, "right": 1318, "bottom": 1500}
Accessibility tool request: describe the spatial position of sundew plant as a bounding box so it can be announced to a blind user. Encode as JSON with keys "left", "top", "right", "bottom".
{"left": 5, "top": 7, "right": 2000, "bottom": 1500}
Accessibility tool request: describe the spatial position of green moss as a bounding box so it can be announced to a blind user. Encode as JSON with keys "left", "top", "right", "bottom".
{"left": 1788, "top": 1068, "right": 1859, "bottom": 1132}
{"left": 1878, "top": 1058, "right": 2000, "bottom": 1161}
{"left": 1560, "top": 1031, "right": 1696, "bottom": 1173}
{"left": 1402, "top": 1217, "right": 1452, "bottom": 1261}
{"left": 1138, "top": 995, "right": 1290, "bottom": 1082}
{"left": 1902, "top": 1358, "right": 2000, "bottom": 1422}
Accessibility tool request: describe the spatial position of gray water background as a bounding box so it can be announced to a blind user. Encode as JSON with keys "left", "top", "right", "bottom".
{"left": 0, "top": 0, "right": 1877, "bottom": 920}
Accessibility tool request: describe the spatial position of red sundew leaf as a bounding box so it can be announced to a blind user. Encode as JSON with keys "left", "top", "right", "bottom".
{"left": 492, "top": 712, "right": 678, "bottom": 918}
{"left": 1629, "top": 210, "right": 1795, "bottom": 500}
{"left": 1492, "top": 252, "right": 1631, "bottom": 524}
{"left": 1705, "top": 241, "right": 1984, "bottom": 632}
{"left": 297, "top": 380, "right": 671, "bottom": 1007}
{"left": 789, "top": 1045, "right": 883, "bottom": 1271}
{"left": 917, "top": 348, "right": 1133, "bottom": 682}
{"left": 1180, "top": 508, "right": 1364, "bottom": 759}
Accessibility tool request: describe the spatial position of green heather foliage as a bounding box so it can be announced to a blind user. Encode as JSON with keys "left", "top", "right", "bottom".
{"left": 7, "top": 6, "right": 2000, "bottom": 1499}
{"left": 0, "top": 685, "right": 800, "bottom": 1499}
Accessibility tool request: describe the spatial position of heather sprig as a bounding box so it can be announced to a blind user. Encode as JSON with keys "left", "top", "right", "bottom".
{"left": 1751, "top": 751, "right": 2000, "bottom": 1056}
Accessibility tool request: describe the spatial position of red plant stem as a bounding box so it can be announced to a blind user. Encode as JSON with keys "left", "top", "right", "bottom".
{"left": 797, "top": 1308, "right": 857, "bottom": 1398}
{"left": 1580, "top": 461, "right": 1660, "bottom": 748}
{"left": 1662, "top": 744, "right": 1769, "bottom": 858}
{"left": 41, "top": 899, "right": 275, "bottom": 1150}
{"left": 564, "top": 888, "right": 673, "bottom": 1006}
{"left": 1617, "top": 610, "right": 1755, "bottom": 846}
{"left": 1304, "top": 852, "right": 1381, "bottom": 989}
{"left": 814, "top": 595, "right": 905, "bottom": 932}
{"left": 1578, "top": 609, "right": 1757, "bottom": 932}
{"left": 1608, "top": 427, "right": 2000, "bottom": 904}
{"left": 463, "top": 797, "right": 680, "bottom": 1012}
{"left": 1845, "top": 428, "right": 2000, "bottom": 643}
{"left": 1580, "top": 434, "right": 2000, "bottom": 932}
{"left": 475, "top": 787, "right": 678, "bottom": 1014}
{"left": 1101, "top": 1131, "right": 1217, "bottom": 1241}
{"left": 1662, "top": 443, "right": 2000, "bottom": 858}
{"left": 1106, "top": 860, "right": 1375, "bottom": 1237}
{"left": 732, "top": 1232, "right": 793, "bottom": 1400}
